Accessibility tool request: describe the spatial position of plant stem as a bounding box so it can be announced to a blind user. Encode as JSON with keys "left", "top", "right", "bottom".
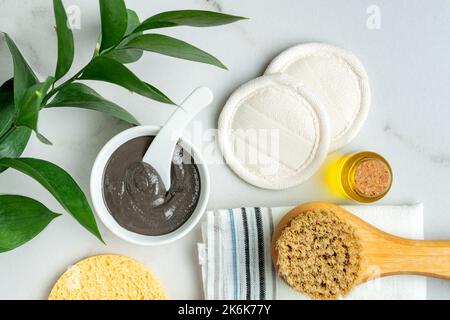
{"left": 42, "top": 68, "right": 85, "bottom": 105}
{"left": 42, "top": 35, "right": 127, "bottom": 106}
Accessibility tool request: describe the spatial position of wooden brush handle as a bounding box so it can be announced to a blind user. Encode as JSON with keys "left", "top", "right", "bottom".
{"left": 361, "top": 238, "right": 450, "bottom": 282}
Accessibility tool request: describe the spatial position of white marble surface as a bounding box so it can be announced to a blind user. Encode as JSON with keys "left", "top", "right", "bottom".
{"left": 0, "top": 0, "right": 450, "bottom": 300}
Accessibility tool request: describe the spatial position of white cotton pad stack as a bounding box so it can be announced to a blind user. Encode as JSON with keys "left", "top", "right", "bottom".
{"left": 218, "top": 74, "right": 330, "bottom": 190}
{"left": 266, "top": 43, "right": 371, "bottom": 151}
{"left": 218, "top": 43, "right": 371, "bottom": 189}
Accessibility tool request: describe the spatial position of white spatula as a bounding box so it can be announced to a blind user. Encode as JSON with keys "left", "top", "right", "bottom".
{"left": 142, "top": 87, "right": 214, "bottom": 191}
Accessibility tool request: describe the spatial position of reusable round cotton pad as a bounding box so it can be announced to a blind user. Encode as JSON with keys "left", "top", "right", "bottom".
{"left": 218, "top": 74, "right": 330, "bottom": 190}
{"left": 48, "top": 255, "right": 166, "bottom": 300}
{"left": 266, "top": 43, "right": 371, "bottom": 151}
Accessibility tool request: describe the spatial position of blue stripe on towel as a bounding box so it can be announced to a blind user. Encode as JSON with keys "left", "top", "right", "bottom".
{"left": 229, "top": 209, "right": 239, "bottom": 300}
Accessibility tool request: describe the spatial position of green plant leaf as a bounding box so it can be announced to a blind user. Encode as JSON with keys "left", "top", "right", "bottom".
{"left": 45, "top": 83, "right": 139, "bottom": 125}
{"left": 0, "top": 79, "right": 15, "bottom": 138}
{"left": 15, "top": 77, "right": 54, "bottom": 145}
{"left": 104, "top": 9, "right": 143, "bottom": 64}
{"left": 99, "top": 0, "right": 128, "bottom": 52}
{"left": 3, "top": 33, "right": 38, "bottom": 106}
{"left": 35, "top": 132, "right": 53, "bottom": 145}
{"left": 53, "top": 0, "right": 75, "bottom": 81}
{"left": 0, "top": 158, "right": 104, "bottom": 243}
{"left": 80, "top": 56, "right": 174, "bottom": 104}
{"left": 122, "top": 33, "right": 227, "bottom": 69}
{"left": 124, "top": 9, "right": 141, "bottom": 36}
{"left": 133, "top": 10, "right": 247, "bottom": 32}
{"left": 0, "top": 127, "right": 32, "bottom": 171}
{"left": 104, "top": 46, "right": 143, "bottom": 65}
{"left": 0, "top": 195, "right": 60, "bottom": 253}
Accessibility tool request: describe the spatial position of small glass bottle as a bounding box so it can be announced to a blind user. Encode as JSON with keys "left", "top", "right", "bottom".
{"left": 326, "top": 151, "right": 393, "bottom": 203}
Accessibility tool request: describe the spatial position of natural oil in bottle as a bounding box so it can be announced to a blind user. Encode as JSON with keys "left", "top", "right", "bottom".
{"left": 325, "top": 151, "right": 393, "bottom": 203}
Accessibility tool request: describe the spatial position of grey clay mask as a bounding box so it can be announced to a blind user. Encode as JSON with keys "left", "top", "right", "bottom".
{"left": 103, "top": 136, "right": 201, "bottom": 236}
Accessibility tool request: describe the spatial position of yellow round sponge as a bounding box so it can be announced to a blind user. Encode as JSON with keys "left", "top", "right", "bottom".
{"left": 49, "top": 254, "right": 167, "bottom": 300}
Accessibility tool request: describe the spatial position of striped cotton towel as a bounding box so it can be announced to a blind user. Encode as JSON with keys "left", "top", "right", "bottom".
{"left": 198, "top": 204, "right": 426, "bottom": 300}
{"left": 199, "top": 208, "right": 276, "bottom": 300}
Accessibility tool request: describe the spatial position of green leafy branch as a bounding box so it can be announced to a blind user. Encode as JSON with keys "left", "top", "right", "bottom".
{"left": 0, "top": 0, "right": 246, "bottom": 252}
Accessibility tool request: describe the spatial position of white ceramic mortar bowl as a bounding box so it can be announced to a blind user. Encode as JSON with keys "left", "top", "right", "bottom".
{"left": 90, "top": 125, "right": 210, "bottom": 246}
